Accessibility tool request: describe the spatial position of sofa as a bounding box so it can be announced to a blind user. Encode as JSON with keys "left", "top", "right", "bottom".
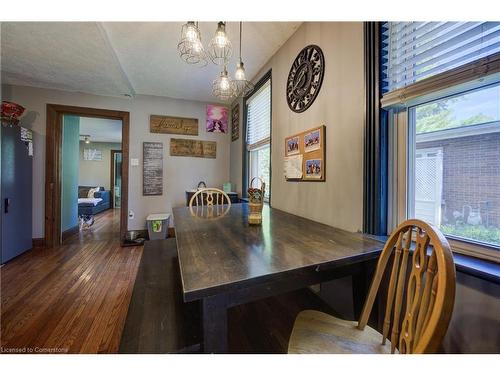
{"left": 78, "top": 186, "right": 111, "bottom": 216}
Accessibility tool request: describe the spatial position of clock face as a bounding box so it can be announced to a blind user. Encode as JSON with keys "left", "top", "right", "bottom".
{"left": 286, "top": 45, "right": 325, "bottom": 113}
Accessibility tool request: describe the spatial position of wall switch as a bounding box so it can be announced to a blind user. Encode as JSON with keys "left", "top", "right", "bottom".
{"left": 131, "top": 158, "right": 139, "bottom": 166}
{"left": 128, "top": 210, "right": 135, "bottom": 219}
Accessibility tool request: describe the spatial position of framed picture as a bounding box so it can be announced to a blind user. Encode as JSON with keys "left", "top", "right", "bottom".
{"left": 83, "top": 148, "right": 102, "bottom": 161}
{"left": 305, "top": 159, "right": 322, "bottom": 179}
{"left": 286, "top": 136, "right": 300, "bottom": 156}
{"left": 304, "top": 129, "right": 321, "bottom": 152}
{"left": 206, "top": 105, "right": 228, "bottom": 133}
{"left": 231, "top": 103, "right": 239, "bottom": 141}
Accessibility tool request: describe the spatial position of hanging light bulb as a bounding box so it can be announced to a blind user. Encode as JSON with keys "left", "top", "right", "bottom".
{"left": 185, "top": 22, "right": 198, "bottom": 42}
{"left": 177, "top": 21, "right": 207, "bottom": 66}
{"left": 235, "top": 62, "right": 246, "bottom": 80}
{"left": 214, "top": 23, "right": 229, "bottom": 48}
{"left": 208, "top": 22, "right": 232, "bottom": 65}
{"left": 212, "top": 66, "right": 235, "bottom": 101}
{"left": 231, "top": 22, "right": 254, "bottom": 97}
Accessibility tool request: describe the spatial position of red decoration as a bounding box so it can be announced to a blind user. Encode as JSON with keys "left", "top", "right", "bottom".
{"left": 1, "top": 101, "right": 25, "bottom": 126}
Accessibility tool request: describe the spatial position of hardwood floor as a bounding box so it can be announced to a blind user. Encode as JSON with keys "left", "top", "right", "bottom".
{"left": 1, "top": 208, "right": 340, "bottom": 354}
{"left": 63, "top": 209, "right": 123, "bottom": 244}
{"left": 0, "top": 209, "right": 142, "bottom": 353}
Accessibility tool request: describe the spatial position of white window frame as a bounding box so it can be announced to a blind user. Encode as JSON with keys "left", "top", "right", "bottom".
{"left": 387, "top": 84, "right": 500, "bottom": 263}
{"left": 248, "top": 143, "right": 271, "bottom": 202}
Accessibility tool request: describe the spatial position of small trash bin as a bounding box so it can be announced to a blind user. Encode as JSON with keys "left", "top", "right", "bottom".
{"left": 146, "top": 213, "right": 170, "bottom": 240}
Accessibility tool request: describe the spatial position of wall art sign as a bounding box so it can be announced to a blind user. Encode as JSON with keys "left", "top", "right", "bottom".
{"left": 286, "top": 45, "right": 325, "bottom": 113}
{"left": 170, "top": 138, "right": 216, "bottom": 159}
{"left": 143, "top": 142, "right": 163, "bottom": 196}
{"left": 206, "top": 105, "right": 228, "bottom": 133}
{"left": 150, "top": 115, "right": 198, "bottom": 135}
{"left": 231, "top": 102, "right": 240, "bottom": 141}
{"left": 83, "top": 148, "right": 103, "bottom": 161}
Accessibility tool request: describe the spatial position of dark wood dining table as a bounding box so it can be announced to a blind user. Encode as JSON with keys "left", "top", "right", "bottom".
{"left": 173, "top": 203, "right": 385, "bottom": 353}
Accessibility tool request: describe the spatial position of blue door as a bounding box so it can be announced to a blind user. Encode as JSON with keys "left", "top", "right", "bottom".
{"left": 1, "top": 125, "right": 33, "bottom": 264}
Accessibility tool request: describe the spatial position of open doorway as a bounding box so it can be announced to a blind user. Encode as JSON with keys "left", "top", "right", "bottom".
{"left": 45, "top": 105, "right": 130, "bottom": 248}
{"left": 110, "top": 150, "right": 122, "bottom": 209}
{"left": 60, "top": 115, "right": 123, "bottom": 242}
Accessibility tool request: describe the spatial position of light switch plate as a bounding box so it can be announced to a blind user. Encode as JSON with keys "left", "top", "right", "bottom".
{"left": 131, "top": 158, "right": 139, "bottom": 166}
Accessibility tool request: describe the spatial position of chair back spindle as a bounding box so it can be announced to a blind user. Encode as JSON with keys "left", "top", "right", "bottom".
{"left": 188, "top": 188, "right": 231, "bottom": 219}
{"left": 357, "top": 219, "right": 455, "bottom": 354}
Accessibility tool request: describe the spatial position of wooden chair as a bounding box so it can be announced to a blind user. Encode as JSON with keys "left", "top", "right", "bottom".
{"left": 288, "top": 219, "right": 456, "bottom": 354}
{"left": 188, "top": 188, "right": 231, "bottom": 219}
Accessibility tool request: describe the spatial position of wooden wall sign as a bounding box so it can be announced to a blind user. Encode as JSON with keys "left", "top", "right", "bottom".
{"left": 284, "top": 125, "right": 326, "bottom": 182}
{"left": 150, "top": 115, "right": 198, "bottom": 136}
{"left": 231, "top": 102, "right": 239, "bottom": 142}
{"left": 170, "top": 138, "right": 216, "bottom": 159}
{"left": 143, "top": 142, "right": 163, "bottom": 196}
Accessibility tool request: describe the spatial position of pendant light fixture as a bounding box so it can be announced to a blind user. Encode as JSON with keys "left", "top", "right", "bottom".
{"left": 177, "top": 21, "right": 254, "bottom": 101}
{"left": 212, "top": 65, "right": 235, "bottom": 101}
{"left": 231, "top": 22, "right": 254, "bottom": 97}
{"left": 177, "top": 21, "right": 207, "bottom": 66}
{"left": 207, "top": 22, "right": 232, "bottom": 66}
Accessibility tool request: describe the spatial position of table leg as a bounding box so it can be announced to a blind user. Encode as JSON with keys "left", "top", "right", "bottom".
{"left": 202, "top": 294, "right": 228, "bottom": 353}
{"left": 352, "top": 269, "right": 366, "bottom": 321}
{"left": 352, "top": 260, "right": 377, "bottom": 322}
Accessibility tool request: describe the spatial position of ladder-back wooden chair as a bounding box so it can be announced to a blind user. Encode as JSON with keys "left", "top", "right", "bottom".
{"left": 288, "top": 219, "right": 456, "bottom": 354}
{"left": 188, "top": 188, "right": 231, "bottom": 219}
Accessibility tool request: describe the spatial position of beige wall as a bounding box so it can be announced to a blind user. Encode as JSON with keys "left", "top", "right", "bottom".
{"left": 1, "top": 84, "right": 231, "bottom": 237}
{"left": 230, "top": 22, "right": 365, "bottom": 232}
{"left": 79, "top": 141, "right": 121, "bottom": 190}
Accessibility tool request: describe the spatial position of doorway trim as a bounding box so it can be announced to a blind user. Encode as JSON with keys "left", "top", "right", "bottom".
{"left": 45, "top": 104, "right": 130, "bottom": 248}
{"left": 110, "top": 149, "right": 122, "bottom": 209}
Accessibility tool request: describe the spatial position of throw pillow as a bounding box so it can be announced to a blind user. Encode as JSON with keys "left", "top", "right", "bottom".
{"left": 87, "top": 187, "right": 99, "bottom": 198}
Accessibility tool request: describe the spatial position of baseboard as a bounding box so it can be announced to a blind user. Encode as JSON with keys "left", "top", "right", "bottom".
{"left": 32, "top": 238, "right": 45, "bottom": 248}
{"left": 61, "top": 225, "right": 79, "bottom": 242}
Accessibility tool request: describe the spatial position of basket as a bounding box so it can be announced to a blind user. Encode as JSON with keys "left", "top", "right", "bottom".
{"left": 247, "top": 177, "right": 265, "bottom": 225}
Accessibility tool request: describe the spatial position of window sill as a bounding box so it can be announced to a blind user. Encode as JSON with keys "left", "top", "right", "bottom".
{"left": 453, "top": 252, "right": 500, "bottom": 284}
{"left": 365, "top": 235, "right": 500, "bottom": 284}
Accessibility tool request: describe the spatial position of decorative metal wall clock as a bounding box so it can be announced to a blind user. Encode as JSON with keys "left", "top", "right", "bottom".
{"left": 286, "top": 45, "right": 325, "bottom": 113}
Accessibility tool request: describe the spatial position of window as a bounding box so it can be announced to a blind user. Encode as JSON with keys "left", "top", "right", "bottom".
{"left": 381, "top": 21, "right": 500, "bottom": 260}
{"left": 246, "top": 76, "right": 271, "bottom": 200}
{"left": 408, "top": 84, "right": 500, "bottom": 248}
{"left": 382, "top": 22, "right": 500, "bottom": 93}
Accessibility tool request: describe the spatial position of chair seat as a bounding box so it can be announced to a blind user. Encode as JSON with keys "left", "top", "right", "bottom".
{"left": 288, "top": 310, "right": 394, "bottom": 354}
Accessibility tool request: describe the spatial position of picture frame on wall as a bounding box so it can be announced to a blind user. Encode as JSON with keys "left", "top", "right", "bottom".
{"left": 83, "top": 148, "right": 103, "bottom": 161}
{"left": 206, "top": 105, "right": 228, "bottom": 133}
{"left": 304, "top": 158, "right": 322, "bottom": 179}
{"left": 304, "top": 129, "right": 321, "bottom": 152}
{"left": 286, "top": 136, "right": 300, "bottom": 156}
{"left": 231, "top": 102, "right": 239, "bottom": 141}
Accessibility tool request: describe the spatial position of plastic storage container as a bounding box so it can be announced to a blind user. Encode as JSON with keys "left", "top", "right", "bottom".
{"left": 146, "top": 213, "right": 171, "bottom": 240}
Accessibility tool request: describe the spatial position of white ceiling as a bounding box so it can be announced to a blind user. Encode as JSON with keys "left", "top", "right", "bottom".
{"left": 79, "top": 117, "right": 122, "bottom": 143}
{"left": 1, "top": 22, "right": 301, "bottom": 102}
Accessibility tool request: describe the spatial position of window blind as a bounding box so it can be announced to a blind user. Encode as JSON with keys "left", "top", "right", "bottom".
{"left": 382, "top": 22, "right": 500, "bottom": 93}
{"left": 246, "top": 79, "right": 271, "bottom": 150}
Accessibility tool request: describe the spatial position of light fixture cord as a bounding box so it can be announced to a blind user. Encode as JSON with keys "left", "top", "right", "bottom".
{"left": 239, "top": 22, "right": 243, "bottom": 63}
